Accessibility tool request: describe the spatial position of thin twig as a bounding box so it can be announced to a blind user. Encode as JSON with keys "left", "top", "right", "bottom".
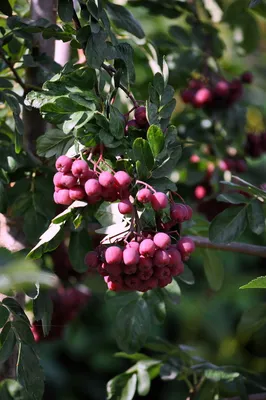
{"left": 0, "top": 49, "right": 26, "bottom": 91}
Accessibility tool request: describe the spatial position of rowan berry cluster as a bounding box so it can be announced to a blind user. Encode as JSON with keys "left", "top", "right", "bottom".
{"left": 245, "top": 132, "right": 266, "bottom": 158}
{"left": 84, "top": 234, "right": 195, "bottom": 292}
{"left": 181, "top": 72, "right": 253, "bottom": 109}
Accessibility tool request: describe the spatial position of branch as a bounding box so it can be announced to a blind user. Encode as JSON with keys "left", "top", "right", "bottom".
{"left": 0, "top": 49, "right": 26, "bottom": 91}
{"left": 189, "top": 235, "right": 266, "bottom": 258}
{"left": 223, "top": 393, "right": 266, "bottom": 400}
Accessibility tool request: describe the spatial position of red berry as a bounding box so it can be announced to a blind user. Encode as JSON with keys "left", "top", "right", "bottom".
{"left": 170, "top": 203, "right": 187, "bottom": 222}
{"left": 98, "top": 171, "right": 115, "bottom": 188}
{"left": 137, "top": 268, "right": 153, "bottom": 281}
{"left": 125, "top": 119, "right": 139, "bottom": 134}
{"left": 134, "top": 106, "right": 148, "bottom": 127}
{"left": 167, "top": 247, "right": 182, "bottom": 267}
{"left": 105, "top": 275, "right": 123, "bottom": 291}
{"left": 60, "top": 173, "right": 77, "bottom": 189}
{"left": 193, "top": 88, "right": 212, "bottom": 108}
{"left": 194, "top": 185, "right": 207, "bottom": 200}
{"left": 151, "top": 192, "right": 168, "bottom": 211}
{"left": 235, "top": 159, "right": 247, "bottom": 173}
{"left": 153, "top": 249, "right": 170, "bottom": 267}
{"left": 105, "top": 246, "right": 123, "bottom": 264}
{"left": 87, "top": 195, "right": 101, "bottom": 204}
{"left": 104, "top": 263, "right": 122, "bottom": 276}
{"left": 139, "top": 239, "right": 156, "bottom": 257}
{"left": 154, "top": 266, "right": 171, "bottom": 280}
{"left": 140, "top": 277, "right": 158, "bottom": 291}
{"left": 214, "top": 81, "right": 230, "bottom": 97}
{"left": 53, "top": 172, "right": 63, "bottom": 186}
{"left": 84, "top": 251, "right": 99, "bottom": 268}
{"left": 241, "top": 71, "right": 253, "bottom": 84}
{"left": 55, "top": 189, "right": 72, "bottom": 205}
{"left": 123, "top": 264, "right": 137, "bottom": 275}
{"left": 158, "top": 276, "right": 172, "bottom": 288}
{"left": 177, "top": 237, "right": 195, "bottom": 261}
{"left": 84, "top": 179, "right": 102, "bottom": 197}
{"left": 114, "top": 171, "right": 132, "bottom": 188}
{"left": 123, "top": 248, "right": 140, "bottom": 265}
{"left": 56, "top": 156, "right": 73, "bottom": 173}
{"left": 118, "top": 199, "right": 133, "bottom": 215}
{"left": 170, "top": 262, "right": 184, "bottom": 276}
{"left": 188, "top": 79, "right": 203, "bottom": 89}
{"left": 71, "top": 159, "right": 89, "bottom": 179}
{"left": 101, "top": 188, "right": 118, "bottom": 202}
{"left": 181, "top": 89, "right": 194, "bottom": 104}
{"left": 138, "top": 256, "right": 153, "bottom": 271}
{"left": 124, "top": 275, "right": 141, "bottom": 290}
{"left": 185, "top": 205, "right": 193, "bottom": 220}
{"left": 69, "top": 185, "right": 85, "bottom": 200}
{"left": 153, "top": 233, "right": 171, "bottom": 250}
{"left": 137, "top": 188, "right": 153, "bottom": 203}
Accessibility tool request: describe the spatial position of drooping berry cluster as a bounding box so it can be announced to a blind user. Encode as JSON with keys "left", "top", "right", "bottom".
{"left": 125, "top": 106, "right": 149, "bottom": 134}
{"left": 181, "top": 72, "right": 253, "bottom": 109}
{"left": 245, "top": 132, "right": 266, "bottom": 158}
{"left": 31, "top": 287, "right": 90, "bottom": 342}
{"left": 53, "top": 156, "right": 132, "bottom": 206}
{"left": 85, "top": 234, "right": 195, "bottom": 292}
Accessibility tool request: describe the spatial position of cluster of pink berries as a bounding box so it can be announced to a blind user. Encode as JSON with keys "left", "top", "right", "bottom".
{"left": 125, "top": 106, "right": 149, "bottom": 133}
{"left": 53, "top": 156, "right": 133, "bottom": 206}
{"left": 84, "top": 234, "right": 195, "bottom": 292}
{"left": 181, "top": 72, "right": 253, "bottom": 109}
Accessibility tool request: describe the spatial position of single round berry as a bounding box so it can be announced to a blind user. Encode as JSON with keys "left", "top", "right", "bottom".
{"left": 190, "top": 154, "right": 200, "bottom": 163}
{"left": 194, "top": 185, "right": 207, "bottom": 200}
{"left": 56, "top": 156, "right": 73, "bottom": 173}
{"left": 55, "top": 189, "right": 72, "bottom": 205}
{"left": 137, "top": 268, "right": 153, "bottom": 281}
{"left": 193, "top": 88, "right": 212, "bottom": 108}
{"left": 101, "top": 188, "right": 118, "bottom": 202}
{"left": 114, "top": 171, "right": 132, "bottom": 188}
{"left": 153, "top": 233, "right": 171, "bottom": 250}
{"left": 137, "top": 188, "right": 153, "bottom": 203}
{"left": 181, "top": 89, "right": 194, "bottom": 104}
{"left": 69, "top": 186, "right": 85, "bottom": 200}
{"left": 139, "top": 239, "right": 156, "bottom": 257}
{"left": 105, "top": 246, "right": 123, "bottom": 264}
{"left": 98, "top": 171, "right": 115, "bottom": 188}
{"left": 167, "top": 247, "right": 182, "bottom": 267}
{"left": 126, "top": 241, "right": 140, "bottom": 251}
{"left": 177, "top": 237, "right": 195, "bottom": 261}
{"left": 214, "top": 80, "right": 230, "bottom": 97}
{"left": 84, "top": 251, "right": 99, "bottom": 268}
{"left": 87, "top": 195, "right": 101, "bottom": 204}
{"left": 134, "top": 106, "right": 148, "bottom": 127}
{"left": 241, "top": 71, "right": 253, "bottom": 84}
{"left": 53, "top": 172, "right": 63, "bottom": 187}
{"left": 170, "top": 203, "right": 187, "bottom": 222}
{"left": 60, "top": 173, "right": 77, "bottom": 189}
{"left": 125, "top": 119, "right": 139, "bottom": 134}
{"left": 118, "top": 199, "right": 133, "bottom": 215}
{"left": 71, "top": 159, "right": 89, "bottom": 179}
{"left": 123, "top": 248, "right": 140, "bottom": 265}
{"left": 153, "top": 249, "right": 170, "bottom": 267}
{"left": 84, "top": 179, "right": 102, "bottom": 197}
{"left": 138, "top": 256, "right": 153, "bottom": 271}
{"left": 151, "top": 192, "right": 168, "bottom": 211}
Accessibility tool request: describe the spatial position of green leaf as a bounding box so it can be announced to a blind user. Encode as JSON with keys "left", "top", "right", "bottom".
{"left": 161, "top": 279, "right": 181, "bottom": 305}
{"left": 0, "top": 305, "right": 9, "bottom": 328}
{"left": 106, "top": 2, "right": 145, "bottom": 39}
{"left": 0, "top": 0, "right": 12, "bottom": 16}
{"left": 237, "top": 304, "right": 266, "bottom": 344}
{"left": 17, "top": 343, "right": 44, "bottom": 400}
{"left": 0, "top": 379, "right": 24, "bottom": 399}
{"left": 169, "top": 25, "right": 191, "bottom": 47}
{"left": 147, "top": 125, "right": 165, "bottom": 158}
{"left": 153, "top": 73, "right": 165, "bottom": 95}
{"left": 27, "top": 222, "right": 65, "bottom": 260}
{"left": 247, "top": 199, "right": 265, "bottom": 235}
{"left": 240, "top": 276, "right": 266, "bottom": 289}
{"left": 68, "top": 229, "right": 91, "bottom": 272}
{"left": 110, "top": 106, "right": 125, "bottom": 139}
{"left": 0, "top": 181, "right": 8, "bottom": 213}
{"left": 58, "top": 0, "right": 73, "bottom": 22}
{"left": 143, "top": 289, "right": 166, "bottom": 325}
{"left": 107, "top": 373, "right": 137, "bottom": 400}
{"left": 0, "top": 322, "right": 16, "bottom": 363}
{"left": 33, "top": 290, "right": 53, "bottom": 336}
{"left": 209, "top": 206, "right": 248, "bottom": 244}
{"left": 2, "top": 298, "right": 30, "bottom": 324}
{"left": 0, "top": 78, "right": 13, "bottom": 89}
{"left": 203, "top": 249, "right": 224, "bottom": 291}
{"left": 36, "top": 129, "right": 74, "bottom": 158}
{"left": 177, "top": 264, "right": 195, "bottom": 285}
{"left": 85, "top": 30, "right": 108, "bottom": 69}
{"left": 137, "top": 364, "right": 150, "bottom": 396}
{"left": 147, "top": 102, "right": 159, "bottom": 126}
{"left": 133, "top": 138, "right": 154, "bottom": 175}
{"left": 217, "top": 193, "right": 248, "bottom": 204}
{"left": 115, "top": 297, "right": 151, "bottom": 353}
{"left": 159, "top": 98, "right": 176, "bottom": 119}
{"left": 12, "top": 321, "right": 35, "bottom": 345}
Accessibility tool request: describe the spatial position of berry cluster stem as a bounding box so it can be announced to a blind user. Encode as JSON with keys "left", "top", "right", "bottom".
{"left": 136, "top": 180, "right": 156, "bottom": 193}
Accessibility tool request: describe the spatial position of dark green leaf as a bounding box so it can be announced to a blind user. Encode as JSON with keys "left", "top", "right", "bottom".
{"left": 110, "top": 106, "right": 125, "bottom": 139}
{"left": 17, "top": 343, "right": 44, "bottom": 400}
{"left": 0, "top": 78, "right": 12, "bottom": 89}
{"left": 153, "top": 73, "right": 164, "bottom": 95}
{"left": 133, "top": 138, "right": 154, "bottom": 173}
{"left": 217, "top": 193, "right": 248, "bottom": 204}
{"left": 247, "top": 199, "right": 265, "bottom": 235}
{"left": 161, "top": 279, "right": 181, "bottom": 305}
{"left": 209, "top": 206, "right": 248, "bottom": 244}
{"left": 147, "top": 102, "right": 159, "bottom": 126}
{"left": 193, "top": 380, "right": 217, "bottom": 399}
{"left": 2, "top": 298, "right": 30, "bottom": 324}
{"left": 237, "top": 304, "right": 266, "bottom": 344}
{"left": 169, "top": 26, "right": 191, "bottom": 47}
{"left": 159, "top": 98, "right": 176, "bottom": 119}
{"left": 143, "top": 289, "right": 166, "bottom": 325}
{"left": 69, "top": 229, "right": 90, "bottom": 272}
{"left": 161, "top": 85, "right": 175, "bottom": 106}
{"left": 58, "top": 0, "right": 73, "bottom": 22}
{"left": 85, "top": 30, "right": 108, "bottom": 69}
{"left": 12, "top": 321, "right": 35, "bottom": 345}
{"left": 33, "top": 290, "right": 53, "bottom": 336}
{"left": 36, "top": 129, "right": 74, "bottom": 158}
{"left": 177, "top": 264, "right": 195, "bottom": 285}
{"left": 203, "top": 249, "right": 224, "bottom": 291}
{"left": 0, "top": 305, "right": 9, "bottom": 328}
{"left": 240, "top": 276, "right": 266, "bottom": 289}
{"left": 147, "top": 125, "right": 165, "bottom": 158}
{"left": 0, "top": 322, "right": 16, "bottom": 363}
{"left": 106, "top": 2, "right": 145, "bottom": 39}
{"left": 115, "top": 297, "right": 151, "bottom": 353}
{"left": 0, "top": 0, "right": 12, "bottom": 16}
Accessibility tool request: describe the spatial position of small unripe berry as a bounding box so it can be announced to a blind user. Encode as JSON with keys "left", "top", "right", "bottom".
{"left": 56, "top": 189, "right": 72, "bottom": 205}
{"left": 60, "top": 173, "right": 77, "bottom": 189}
{"left": 151, "top": 192, "right": 168, "bottom": 211}
{"left": 154, "top": 266, "right": 171, "bottom": 280}
{"left": 137, "top": 188, "right": 153, "bottom": 203}
{"left": 84, "top": 179, "right": 102, "bottom": 197}
{"left": 137, "top": 268, "right": 153, "bottom": 281}
{"left": 177, "top": 237, "right": 195, "bottom": 261}
{"left": 124, "top": 275, "right": 141, "bottom": 290}
{"left": 69, "top": 185, "right": 85, "bottom": 200}
{"left": 53, "top": 172, "right": 63, "bottom": 186}
{"left": 134, "top": 106, "right": 148, "bottom": 127}
{"left": 138, "top": 256, "right": 153, "bottom": 271}
{"left": 56, "top": 156, "right": 73, "bottom": 173}
{"left": 114, "top": 171, "right": 132, "bottom": 188}
{"left": 193, "top": 88, "right": 212, "bottom": 108}
{"left": 123, "top": 264, "right": 137, "bottom": 275}
{"left": 84, "top": 251, "right": 99, "bottom": 268}
{"left": 139, "top": 239, "right": 156, "bottom": 257}
{"left": 98, "top": 171, "right": 115, "bottom": 188}
{"left": 153, "top": 232, "right": 171, "bottom": 250}
{"left": 123, "top": 248, "right": 140, "bottom": 265}
{"left": 71, "top": 159, "right": 89, "bottom": 179}
{"left": 105, "top": 246, "right": 123, "bottom": 264}
{"left": 118, "top": 199, "right": 133, "bottom": 215}
{"left": 153, "top": 249, "right": 170, "bottom": 267}
{"left": 158, "top": 276, "right": 172, "bottom": 288}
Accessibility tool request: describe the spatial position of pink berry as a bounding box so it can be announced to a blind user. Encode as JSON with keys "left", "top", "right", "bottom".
{"left": 84, "top": 251, "right": 99, "bottom": 268}
{"left": 53, "top": 192, "right": 59, "bottom": 203}
{"left": 55, "top": 156, "right": 73, "bottom": 173}
{"left": 153, "top": 233, "right": 171, "bottom": 250}
{"left": 214, "top": 81, "right": 230, "bottom": 97}
{"left": 60, "top": 173, "right": 77, "bottom": 189}
{"left": 124, "top": 275, "right": 141, "bottom": 290}
{"left": 56, "top": 189, "right": 72, "bottom": 205}
{"left": 177, "top": 237, "right": 195, "bottom": 261}
{"left": 138, "top": 256, "right": 153, "bottom": 271}
{"left": 193, "top": 88, "right": 212, "bottom": 108}
{"left": 194, "top": 185, "right": 207, "bottom": 200}
{"left": 167, "top": 247, "right": 182, "bottom": 267}
{"left": 105, "top": 246, "right": 123, "bottom": 264}
{"left": 84, "top": 179, "right": 102, "bottom": 197}
{"left": 185, "top": 205, "right": 193, "bottom": 220}
{"left": 104, "top": 263, "right": 122, "bottom": 277}
{"left": 114, "top": 171, "right": 132, "bottom": 188}
{"left": 106, "top": 275, "right": 123, "bottom": 291}
{"left": 123, "top": 264, "right": 137, "bottom": 275}
{"left": 190, "top": 154, "right": 200, "bottom": 163}
{"left": 71, "top": 159, "right": 89, "bottom": 179}
{"left": 151, "top": 192, "right": 168, "bottom": 211}
{"left": 53, "top": 172, "right": 63, "bottom": 186}
{"left": 126, "top": 241, "right": 140, "bottom": 251}
{"left": 158, "top": 276, "right": 172, "bottom": 288}
{"left": 69, "top": 185, "right": 85, "bottom": 200}
{"left": 79, "top": 169, "right": 96, "bottom": 185}
{"left": 123, "top": 248, "right": 140, "bottom": 265}
{"left": 54, "top": 186, "right": 61, "bottom": 193}
{"left": 137, "top": 268, "right": 153, "bottom": 281}
{"left": 98, "top": 171, "right": 115, "bottom": 188}
{"left": 137, "top": 188, "right": 152, "bottom": 203}
{"left": 139, "top": 239, "right": 156, "bottom": 257}
{"left": 118, "top": 199, "right": 133, "bottom": 215}
{"left": 170, "top": 203, "right": 187, "bottom": 222}
{"left": 134, "top": 106, "right": 148, "bottom": 127}
{"left": 154, "top": 266, "right": 171, "bottom": 280}
{"left": 153, "top": 249, "right": 170, "bottom": 267}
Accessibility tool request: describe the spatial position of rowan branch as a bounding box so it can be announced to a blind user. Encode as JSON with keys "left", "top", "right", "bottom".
{"left": 0, "top": 49, "right": 26, "bottom": 91}
{"left": 189, "top": 235, "right": 266, "bottom": 258}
